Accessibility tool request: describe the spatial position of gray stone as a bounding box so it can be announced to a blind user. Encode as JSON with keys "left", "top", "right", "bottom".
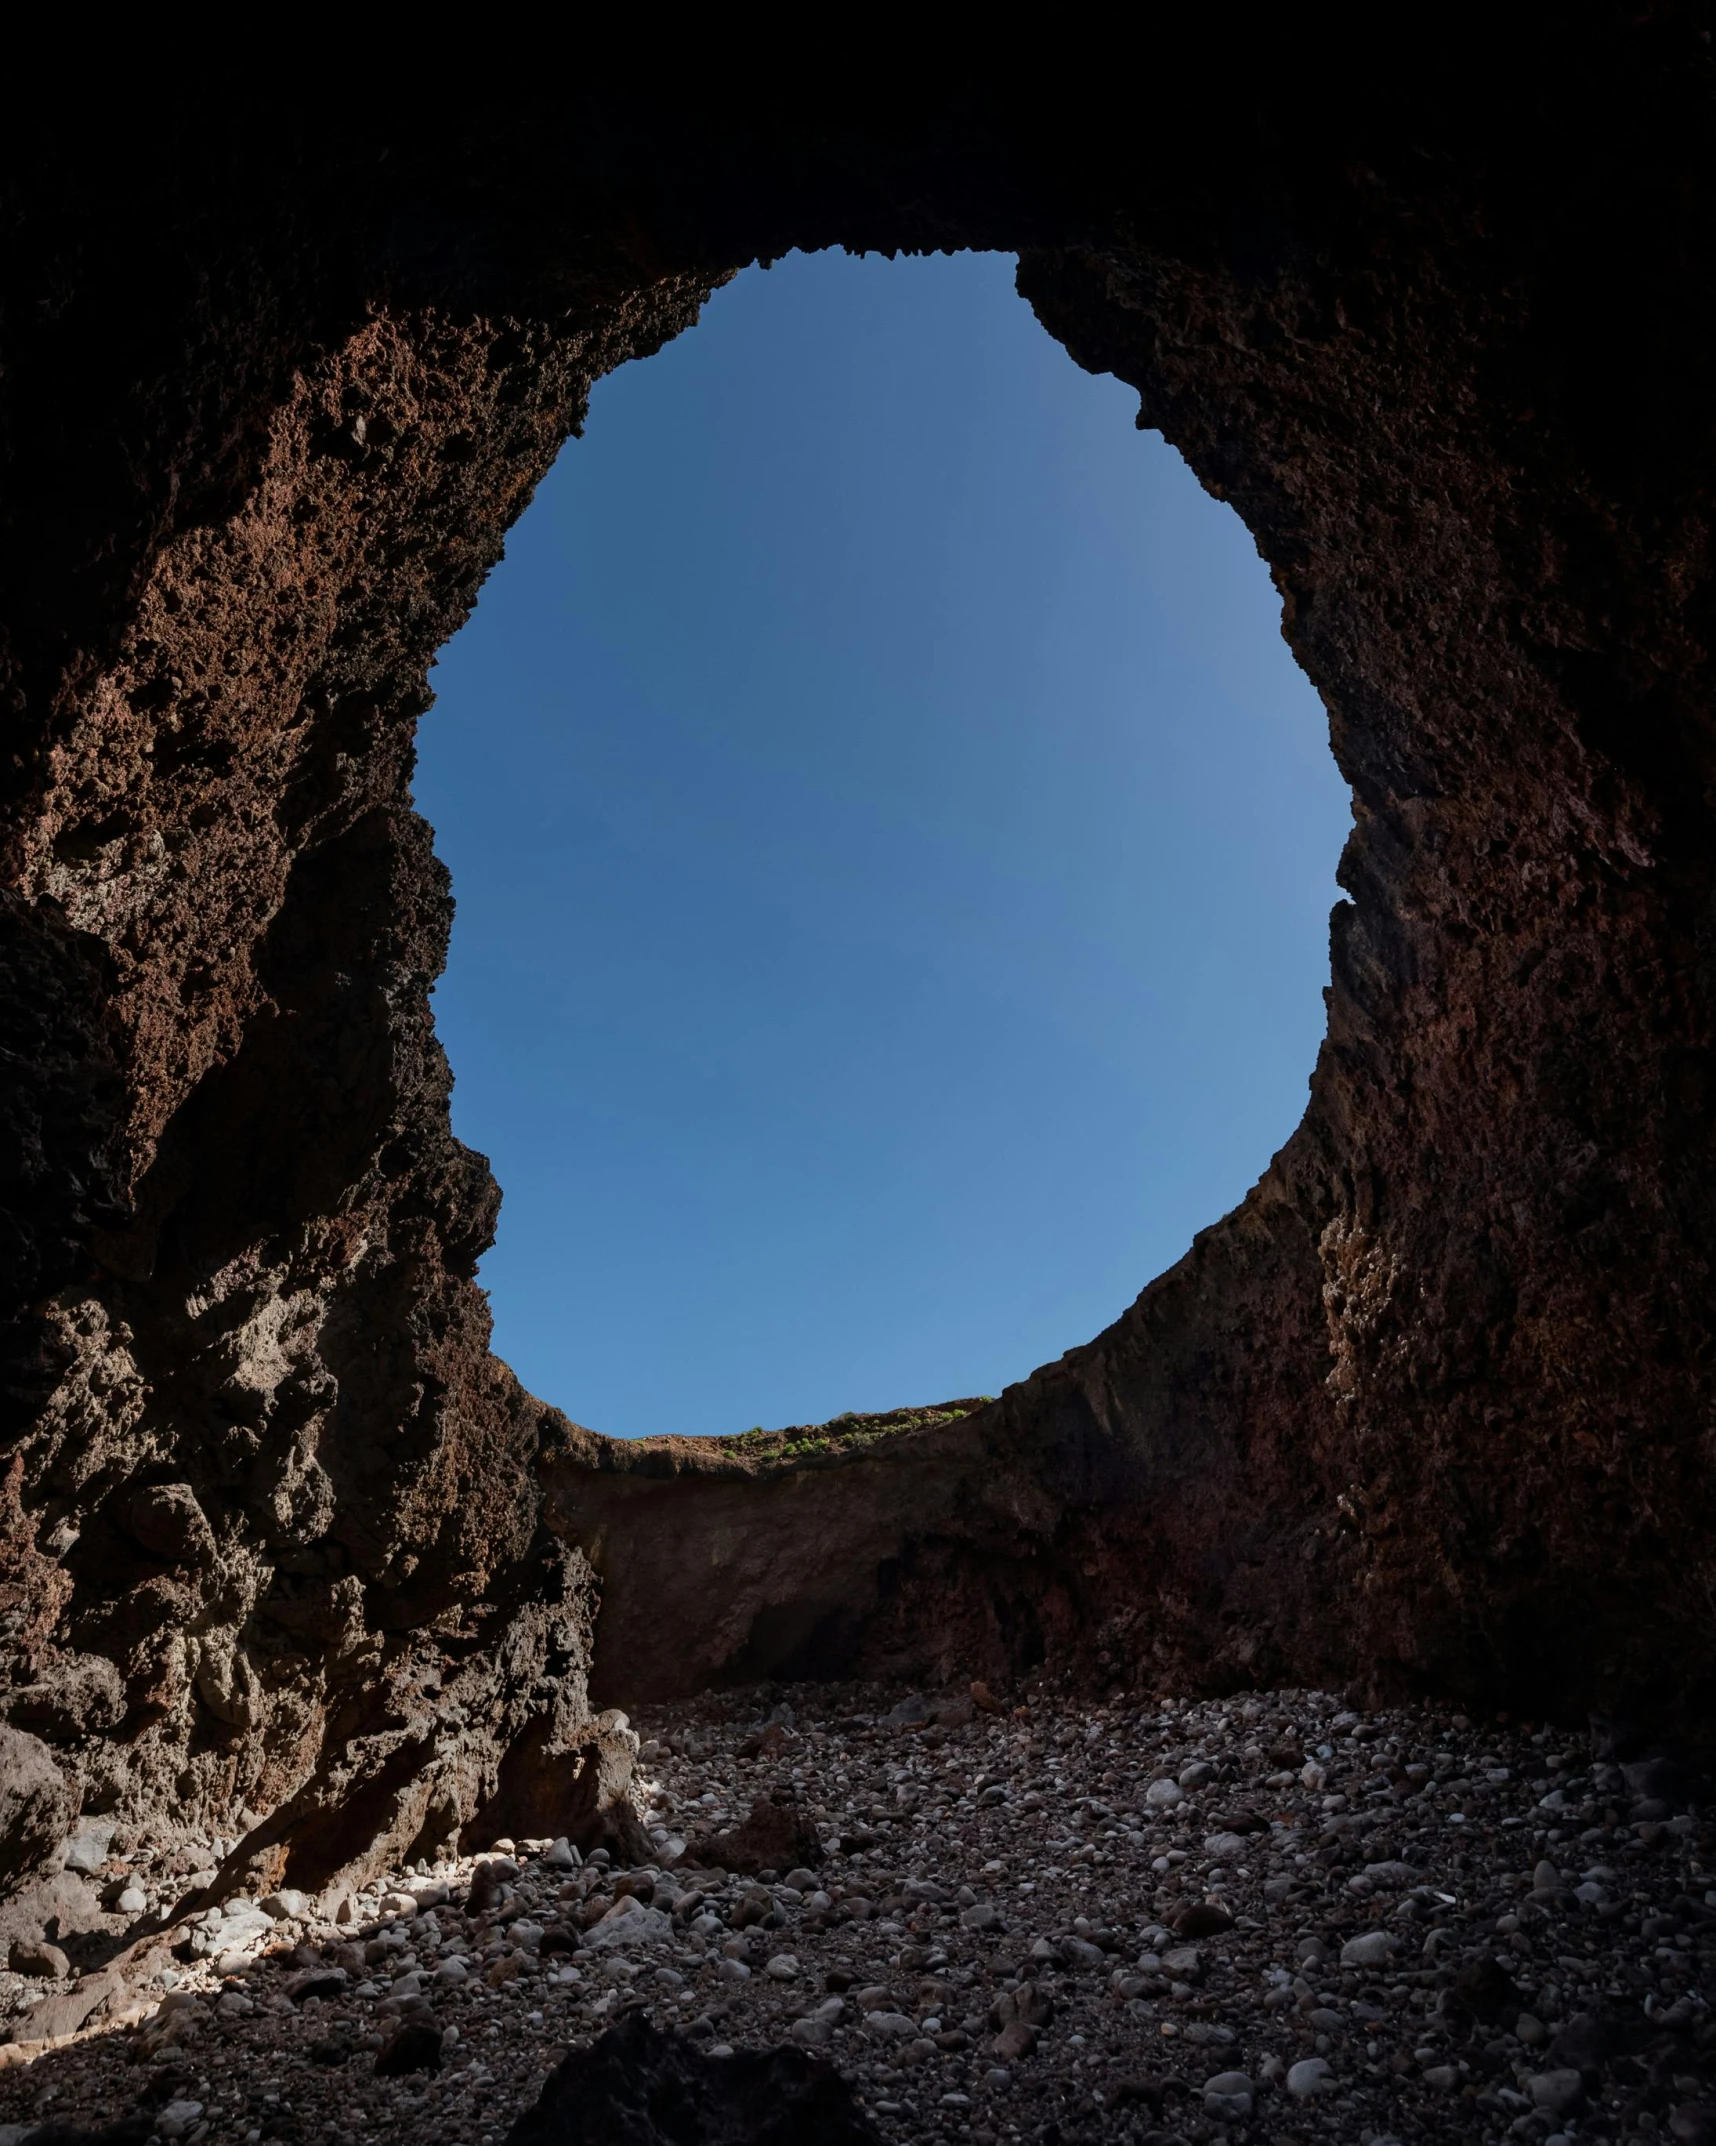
{"left": 584, "top": 1902, "right": 673, "bottom": 1951}
{"left": 1528, "top": 2069, "right": 1586, "bottom": 2118}
{"left": 1340, "top": 1929, "right": 1396, "bottom": 1968}
{"left": 62, "top": 1819, "right": 115, "bottom": 1875}
{"left": 1204, "top": 2070, "right": 1254, "bottom": 2120}
{"left": 286, "top": 1966, "right": 348, "bottom": 2003}
{"left": 1287, "top": 2057, "right": 1333, "bottom": 2097}
{"left": 883, "top": 1696, "right": 935, "bottom": 1732}
{"left": 16, "top": 1967, "right": 124, "bottom": 2041}
{"left": 8, "top": 1935, "right": 68, "bottom": 1978}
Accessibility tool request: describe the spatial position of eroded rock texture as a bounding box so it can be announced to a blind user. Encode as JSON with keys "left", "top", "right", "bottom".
{"left": 2, "top": 22, "right": 1715, "bottom": 1893}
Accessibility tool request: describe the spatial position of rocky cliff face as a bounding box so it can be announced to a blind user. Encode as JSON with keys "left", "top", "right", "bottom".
{"left": 2, "top": 22, "right": 1715, "bottom": 1905}
{"left": 0, "top": 274, "right": 716, "bottom": 1894}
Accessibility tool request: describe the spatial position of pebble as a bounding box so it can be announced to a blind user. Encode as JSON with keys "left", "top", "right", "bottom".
{"left": 1530, "top": 2065, "right": 1587, "bottom": 2117}
{"left": 1203, "top": 2066, "right": 1254, "bottom": 2118}
{"left": 0, "top": 1680, "right": 1712, "bottom": 2144}
{"left": 1287, "top": 2054, "right": 1334, "bottom": 2096}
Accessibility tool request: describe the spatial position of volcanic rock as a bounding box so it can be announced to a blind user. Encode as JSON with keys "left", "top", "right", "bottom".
{"left": 0, "top": 1728, "right": 78, "bottom": 1888}
{"left": 501, "top": 2010, "right": 883, "bottom": 2144}
{"left": 687, "top": 1795, "right": 824, "bottom": 1878}
{"left": 0, "top": 30, "right": 1715, "bottom": 1901}
{"left": 372, "top": 2019, "right": 442, "bottom": 2076}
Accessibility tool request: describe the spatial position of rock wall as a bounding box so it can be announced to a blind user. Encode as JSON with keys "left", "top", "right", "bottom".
{"left": 0, "top": 245, "right": 716, "bottom": 1891}
{"left": 3, "top": 21, "right": 1716, "bottom": 1897}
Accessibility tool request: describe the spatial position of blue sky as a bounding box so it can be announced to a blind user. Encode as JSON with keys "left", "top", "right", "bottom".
{"left": 412, "top": 249, "right": 1349, "bottom": 1439}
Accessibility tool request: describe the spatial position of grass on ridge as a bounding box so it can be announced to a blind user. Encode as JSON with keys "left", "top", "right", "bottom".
{"left": 715, "top": 1398, "right": 995, "bottom": 1463}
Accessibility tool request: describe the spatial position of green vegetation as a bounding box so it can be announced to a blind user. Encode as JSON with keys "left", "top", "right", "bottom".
{"left": 718, "top": 1397, "right": 994, "bottom": 1464}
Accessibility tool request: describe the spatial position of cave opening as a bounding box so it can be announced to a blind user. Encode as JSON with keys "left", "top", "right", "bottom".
{"left": 5, "top": 38, "right": 1713, "bottom": 1910}
{"left": 413, "top": 249, "right": 1349, "bottom": 1440}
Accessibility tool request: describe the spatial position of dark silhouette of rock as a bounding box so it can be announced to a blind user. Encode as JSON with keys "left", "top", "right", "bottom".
{"left": 1451, "top": 1956, "right": 1524, "bottom": 2027}
{"left": 501, "top": 2011, "right": 882, "bottom": 2145}
{"left": 372, "top": 2020, "right": 442, "bottom": 2076}
{"left": 1551, "top": 2009, "right": 1655, "bottom": 2072}
{"left": 0, "top": 27, "right": 1715, "bottom": 1892}
{"left": 1172, "top": 1901, "right": 1236, "bottom": 1940}
{"left": 685, "top": 1793, "right": 824, "bottom": 1878}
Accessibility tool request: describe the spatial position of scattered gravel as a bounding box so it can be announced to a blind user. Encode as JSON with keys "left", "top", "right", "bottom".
{"left": 1, "top": 1680, "right": 1713, "bottom": 2144}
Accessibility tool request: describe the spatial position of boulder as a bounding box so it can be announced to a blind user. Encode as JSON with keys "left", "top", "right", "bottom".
{"left": 0, "top": 1726, "right": 78, "bottom": 1887}
{"left": 502, "top": 2011, "right": 883, "bottom": 2144}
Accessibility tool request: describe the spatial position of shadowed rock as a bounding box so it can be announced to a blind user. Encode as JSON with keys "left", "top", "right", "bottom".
{"left": 501, "top": 2012, "right": 883, "bottom": 2145}
{"left": 684, "top": 1794, "right": 824, "bottom": 1878}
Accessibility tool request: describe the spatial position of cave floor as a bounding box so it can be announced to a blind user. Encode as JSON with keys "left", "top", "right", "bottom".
{"left": 0, "top": 1682, "right": 1711, "bottom": 2145}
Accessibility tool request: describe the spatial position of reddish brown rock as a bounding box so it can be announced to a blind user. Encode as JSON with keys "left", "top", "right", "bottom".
{"left": 0, "top": 27, "right": 1715, "bottom": 1916}
{"left": 0, "top": 1726, "right": 78, "bottom": 1888}
{"left": 685, "top": 1794, "right": 825, "bottom": 1879}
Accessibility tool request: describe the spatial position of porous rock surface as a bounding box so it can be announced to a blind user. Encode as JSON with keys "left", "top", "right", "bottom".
{"left": 1, "top": 24, "right": 1715, "bottom": 1914}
